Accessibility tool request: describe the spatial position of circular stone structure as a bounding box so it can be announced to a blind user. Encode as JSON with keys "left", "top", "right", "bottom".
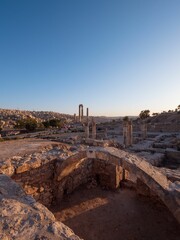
{"left": 55, "top": 147, "right": 180, "bottom": 224}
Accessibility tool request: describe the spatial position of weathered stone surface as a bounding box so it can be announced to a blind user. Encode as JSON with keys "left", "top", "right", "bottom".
{"left": 16, "top": 162, "right": 31, "bottom": 173}
{"left": 0, "top": 139, "right": 74, "bottom": 175}
{"left": 0, "top": 159, "right": 14, "bottom": 176}
{"left": 0, "top": 174, "right": 81, "bottom": 240}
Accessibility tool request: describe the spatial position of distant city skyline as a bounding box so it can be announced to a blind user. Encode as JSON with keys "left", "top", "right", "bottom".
{"left": 0, "top": 0, "right": 180, "bottom": 116}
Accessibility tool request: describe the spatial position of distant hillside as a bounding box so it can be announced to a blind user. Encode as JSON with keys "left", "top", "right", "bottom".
{"left": 133, "top": 111, "right": 180, "bottom": 132}
{"left": 146, "top": 112, "right": 180, "bottom": 124}
{"left": 0, "top": 108, "right": 73, "bottom": 129}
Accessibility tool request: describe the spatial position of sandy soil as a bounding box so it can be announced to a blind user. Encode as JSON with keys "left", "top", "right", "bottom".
{"left": 51, "top": 186, "right": 180, "bottom": 240}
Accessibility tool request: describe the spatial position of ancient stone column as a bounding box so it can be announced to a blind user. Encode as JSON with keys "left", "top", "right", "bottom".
{"left": 85, "top": 124, "right": 89, "bottom": 138}
{"left": 86, "top": 108, "right": 89, "bottom": 124}
{"left": 141, "top": 123, "right": 147, "bottom": 139}
{"left": 79, "top": 105, "right": 81, "bottom": 122}
{"left": 123, "top": 120, "right": 133, "bottom": 147}
{"left": 85, "top": 108, "right": 89, "bottom": 138}
{"left": 92, "top": 118, "right": 96, "bottom": 139}
{"left": 123, "top": 122, "right": 128, "bottom": 147}
{"left": 79, "top": 104, "right": 83, "bottom": 122}
{"left": 74, "top": 113, "right": 76, "bottom": 122}
{"left": 81, "top": 106, "right": 83, "bottom": 120}
{"left": 128, "top": 120, "right": 133, "bottom": 146}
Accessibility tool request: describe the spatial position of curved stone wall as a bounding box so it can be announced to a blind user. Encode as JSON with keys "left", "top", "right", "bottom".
{"left": 55, "top": 147, "right": 180, "bottom": 224}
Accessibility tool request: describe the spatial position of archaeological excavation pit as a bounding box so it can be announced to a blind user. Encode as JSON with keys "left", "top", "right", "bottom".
{"left": 0, "top": 139, "right": 180, "bottom": 239}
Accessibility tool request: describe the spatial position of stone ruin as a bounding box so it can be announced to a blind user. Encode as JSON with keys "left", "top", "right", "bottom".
{"left": 78, "top": 104, "right": 83, "bottom": 122}
{"left": 0, "top": 106, "right": 180, "bottom": 239}
{"left": 0, "top": 136, "right": 180, "bottom": 239}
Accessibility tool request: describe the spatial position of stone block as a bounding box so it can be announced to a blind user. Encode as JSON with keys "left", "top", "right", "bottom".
{"left": 16, "top": 163, "right": 31, "bottom": 174}
{"left": 24, "top": 186, "right": 39, "bottom": 195}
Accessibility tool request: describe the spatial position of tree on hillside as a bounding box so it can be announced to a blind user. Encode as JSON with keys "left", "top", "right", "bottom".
{"left": 42, "top": 121, "right": 50, "bottom": 128}
{"left": 25, "top": 119, "right": 38, "bottom": 131}
{"left": 14, "top": 119, "right": 25, "bottom": 129}
{"left": 152, "top": 113, "right": 159, "bottom": 116}
{"left": 178, "top": 105, "right": 180, "bottom": 112}
{"left": 139, "top": 110, "right": 150, "bottom": 120}
{"left": 123, "top": 116, "right": 129, "bottom": 122}
{"left": 42, "top": 118, "right": 65, "bottom": 129}
{"left": 14, "top": 118, "right": 38, "bottom": 132}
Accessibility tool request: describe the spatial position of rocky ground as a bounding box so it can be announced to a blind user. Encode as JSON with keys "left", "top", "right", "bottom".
{"left": 0, "top": 138, "right": 87, "bottom": 176}
{"left": 0, "top": 138, "right": 66, "bottom": 161}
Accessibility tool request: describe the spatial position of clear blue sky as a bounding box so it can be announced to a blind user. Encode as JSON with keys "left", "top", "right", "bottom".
{"left": 0, "top": 0, "right": 179, "bottom": 116}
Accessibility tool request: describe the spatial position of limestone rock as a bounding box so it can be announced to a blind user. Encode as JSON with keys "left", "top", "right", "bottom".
{"left": 0, "top": 174, "right": 82, "bottom": 240}
{"left": 0, "top": 159, "right": 14, "bottom": 176}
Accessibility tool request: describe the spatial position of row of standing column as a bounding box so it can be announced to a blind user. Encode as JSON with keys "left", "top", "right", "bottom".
{"left": 85, "top": 107, "right": 89, "bottom": 138}
{"left": 85, "top": 117, "right": 96, "bottom": 139}
{"left": 85, "top": 119, "right": 147, "bottom": 143}
{"left": 123, "top": 121, "right": 133, "bottom": 147}
{"left": 141, "top": 123, "right": 147, "bottom": 139}
{"left": 74, "top": 105, "right": 90, "bottom": 123}
{"left": 123, "top": 121, "right": 147, "bottom": 147}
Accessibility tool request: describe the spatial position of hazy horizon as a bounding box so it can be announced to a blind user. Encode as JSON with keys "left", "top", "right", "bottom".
{"left": 0, "top": 0, "right": 179, "bottom": 116}
{"left": 1, "top": 105, "right": 179, "bottom": 118}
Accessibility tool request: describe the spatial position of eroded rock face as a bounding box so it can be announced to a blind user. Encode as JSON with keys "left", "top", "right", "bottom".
{"left": 0, "top": 174, "right": 82, "bottom": 240}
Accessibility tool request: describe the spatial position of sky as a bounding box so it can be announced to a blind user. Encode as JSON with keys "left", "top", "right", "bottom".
{"left": 0, "top": 0, "right": 180, "bottom": 116}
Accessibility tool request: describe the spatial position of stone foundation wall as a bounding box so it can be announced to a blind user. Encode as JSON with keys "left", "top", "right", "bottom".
{"left": 134, "top": 123, "right": 180, "bottom": 133}
{"left": 12, "top": 160, "right": 56, "bottom": 207}
{"left": 149, "top": 123, "right": 180, "bottom": 132}
{"left": 8, "top": 155, "right": 121, "bottom": 208}
{"left": 0, "top": 141, "right": 74, "bottom": 207}
{"left": 54, "top": 158, "right": 125, "bottom": 203}
{"left": 92, "top": 159, "right": 118, "bottom": 189}
{"left": 54, "top": 158, "right": 94, "bottom": 202}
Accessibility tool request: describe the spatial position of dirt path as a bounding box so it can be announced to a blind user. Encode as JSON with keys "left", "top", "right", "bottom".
{"left": 51, "top": 186, "right": 180, "bottom": 240}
